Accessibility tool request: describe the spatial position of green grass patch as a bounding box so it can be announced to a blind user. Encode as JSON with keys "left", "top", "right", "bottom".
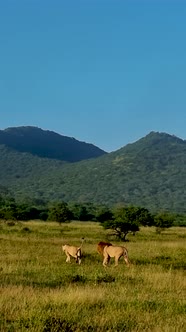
{"left": 0, "top": 221, "right": 186, "bottom": 331}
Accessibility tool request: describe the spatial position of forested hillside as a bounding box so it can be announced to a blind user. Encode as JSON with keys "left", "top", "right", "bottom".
{"left": 0, "top": 130, "right": 186, "bottom": 213}
{"left": 0, "top": 126, "right": 106, "bottom": 162}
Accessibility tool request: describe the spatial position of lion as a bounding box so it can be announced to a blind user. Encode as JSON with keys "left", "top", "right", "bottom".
{"left": 97, "top": 241, "right": 112, "bottom": 256}
{"left": 103, "top": 245, "right": 130, "bottom": 267}
{"left": 62, "top": 238, "right": 84, "bottom": 265}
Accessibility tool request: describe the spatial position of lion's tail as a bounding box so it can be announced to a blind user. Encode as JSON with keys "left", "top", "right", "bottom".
{"left": 79, "top": 237, "right": 85, "bottom": 249}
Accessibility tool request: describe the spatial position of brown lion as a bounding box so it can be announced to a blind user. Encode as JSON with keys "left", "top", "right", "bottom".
{"left": 97, "top": 241, "right": 112, "bottom": 256}
{"left": 103, "top": 245, "right": 130, "bottom": 267}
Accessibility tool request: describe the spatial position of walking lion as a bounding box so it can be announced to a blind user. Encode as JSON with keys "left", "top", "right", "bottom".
{"left": 103, "top": 245, "right": 130, "bottom": 267}
{"left": 62, "top": 238, "right": 84, "bottom": 265}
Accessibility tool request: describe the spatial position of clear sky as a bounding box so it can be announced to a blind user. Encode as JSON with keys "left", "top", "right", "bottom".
{"left": 0, "top": 0, "right": 186, "bottom": 152}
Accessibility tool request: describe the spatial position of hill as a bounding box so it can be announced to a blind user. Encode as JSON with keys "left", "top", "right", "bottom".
{"left": 0, "top": 126, "right": 106, "bottom": 162}
{"left": 0, "top": 129, "right": 186, "bottom": 213}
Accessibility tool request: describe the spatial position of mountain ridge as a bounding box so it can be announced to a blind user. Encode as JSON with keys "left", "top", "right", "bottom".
{"left": 0, "top": 127, "right": 186, "bottom": 213}
{"left": 0, "top": 126, "right": 107, "bottom": 162}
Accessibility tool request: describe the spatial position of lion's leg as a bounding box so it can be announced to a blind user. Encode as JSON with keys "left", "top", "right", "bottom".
{"left": 103, "top": 253, "right": 109, "bottom": 267}
{"left": 75, "top": 255, "right": 81, "bottom": 264}
{"left": 124, "top": 256, "right": 130, "bottom": 266}
{"left": 66, "top": 253, "right": 71, "bottom": 263}
{"left": 123, "top": 251, "right": 130, "bottom": 266}
{"left": 76, "top": 249, "right": 81, "bottom": 264}
{"left": 114, "top": 255, "right": 119, "bottom": 266}
{"left": 74, "top": 255, "right": 78, "bottom": 263}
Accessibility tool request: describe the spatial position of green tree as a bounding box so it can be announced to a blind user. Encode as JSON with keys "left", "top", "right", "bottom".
{"left": 154, "top": 212, "right": 174, "bottom": 233}
{"left": 0, "top": 201, "right": 19, "bottom": 220}
{"left": 15, "top": 204, "right": 40, "bottom": 221}
{"left": 96, "top": 206, "right": 113, "bottom": 223}
{"left": 69, "top": 203, "right": 95, "bottom": 221}
{"left": 48, "top": 202, "right": 72, "bottom": 224}
{"left": 133, "top": 207, "right": 154, "bottom": 227}
{"left": 102, "top": 206, "right": 141, "bottom": 241}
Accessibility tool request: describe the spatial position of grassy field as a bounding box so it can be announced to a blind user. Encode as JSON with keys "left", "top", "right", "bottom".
{"left": 0, "top": 220, "right": 186, "bottom": 332}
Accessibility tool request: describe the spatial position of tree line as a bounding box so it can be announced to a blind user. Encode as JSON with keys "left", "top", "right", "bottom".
{"left": 1, "top": 195, "right": 185, "bottom": 241}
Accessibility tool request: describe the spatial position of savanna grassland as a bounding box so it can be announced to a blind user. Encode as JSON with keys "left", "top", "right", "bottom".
{"left": 0, "top": 221, "right": 186, "bottom": 332}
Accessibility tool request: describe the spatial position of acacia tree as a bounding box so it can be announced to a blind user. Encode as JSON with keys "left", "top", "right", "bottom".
{"left": 102, "top": 206, "right": 153, "bottom": 241}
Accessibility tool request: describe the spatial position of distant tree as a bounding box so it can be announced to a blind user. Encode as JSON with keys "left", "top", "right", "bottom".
{"left": 48, "top": 202, "right": 72, "bottom": 224}
{"left": 154, "top": 212, "right": 174, "bottom": 233}
{"left": 0, "top": 202, "right": 17, "bottom": 220}
{"left": 102, "top": 206, "right": 141, "bottom": 241}
{"left": 173, "top": 213, "right": 186, "bottom": 227}
{"left": 133, "top": 207, "right": 154, "bottom": 227}
{"left": 0, "top": 201, "right": 45, "bottom": 221}
{"left": 15, "top": 204, "right": 41, "bottom": 221}
{"left": 69, "top": 203, "right": 94, "bottom": 221}
{"left": 96, "top": 206, "right": 113, "bottom": 223}
{"left": 39, "top": 210, "right": 48, "bottom": 221}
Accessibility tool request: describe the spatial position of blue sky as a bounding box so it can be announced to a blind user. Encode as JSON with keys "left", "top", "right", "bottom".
{"left": 0, "top": 0, "right": 186, "bottom": 152}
